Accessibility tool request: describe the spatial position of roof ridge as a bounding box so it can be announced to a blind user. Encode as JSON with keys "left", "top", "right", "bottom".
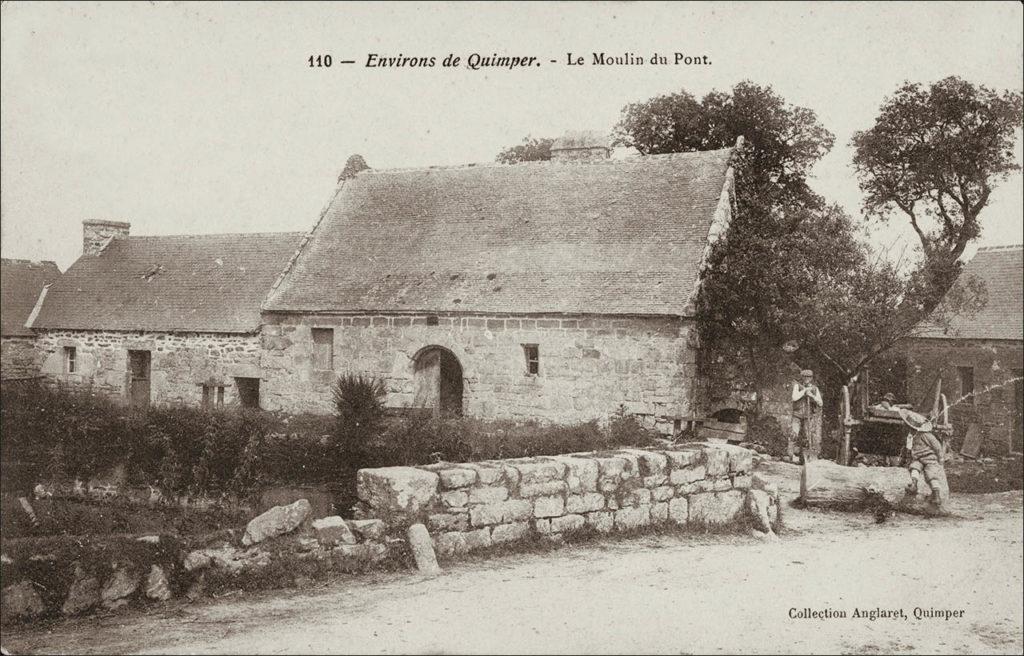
{"left": 976, "top": 244, "right": 1023, "bottom": 252}
{"left": 1, "top": 258, "right": 59, "bottom": 267}
{"left": 351, "top": 146, "right": 735, "bottom": 177}
{"left": 125, "top": 231, "right": 307, "bottom": 239}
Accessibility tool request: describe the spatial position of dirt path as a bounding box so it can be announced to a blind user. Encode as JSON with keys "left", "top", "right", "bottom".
{"left": 5, "top": 487, "right": 1021, "bottom": 655}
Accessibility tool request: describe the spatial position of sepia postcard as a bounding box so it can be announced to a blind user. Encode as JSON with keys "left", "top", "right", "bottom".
{"left": 1, "top": 2, "right": 1022, "bottom": 654}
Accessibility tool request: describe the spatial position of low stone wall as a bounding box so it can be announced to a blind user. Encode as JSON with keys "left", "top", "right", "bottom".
{"left": 356, "top": 442, "right": 777, "bottom": 557}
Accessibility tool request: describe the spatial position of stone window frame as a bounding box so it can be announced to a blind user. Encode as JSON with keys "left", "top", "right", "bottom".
{"left": 522, "top": 343, "right": 540, "bottom": 376}
{"left": 956, "top": 365, "right": 975, "bottom": 404}
{"left": 63, "top": 346, "right": 76, "bottom": 374}
{"left": 311, "top": 327, "right": 334, "bottom": 371}
{"left": 201, "top": 384, "right": 226, "bottom": 408}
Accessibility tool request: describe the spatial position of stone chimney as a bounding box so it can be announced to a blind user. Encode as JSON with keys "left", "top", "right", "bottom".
{"left": 83, "top": 220, "right": 130, "bottom": 256}
{"left": 549, "top": 130, "right": 611, "bottom": 162}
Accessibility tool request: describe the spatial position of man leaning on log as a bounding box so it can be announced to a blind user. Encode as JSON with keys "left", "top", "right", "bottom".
{"left": 898, "top": 408, "right": 948, "bottom": 510}
{"left": 788, "top": 369, "right": 823, "bottom": 464}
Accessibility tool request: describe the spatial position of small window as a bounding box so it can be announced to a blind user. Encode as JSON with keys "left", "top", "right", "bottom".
{"left": 957, "top": 366, "right": 975, "bottom": 403}
{"left": 523, "top": 344, "right": 539, "bottom": 375}
{"left": 63, "top": 347, "right": 77, "bottom": 374}
{"left": 311, "top": 328, "right": 334, "bottom": 371}
{"left": 426, "top": 315, "right": 439, "bottom": 326}
{"left": 201, "top": 385, "right": 225, "bottom": 408}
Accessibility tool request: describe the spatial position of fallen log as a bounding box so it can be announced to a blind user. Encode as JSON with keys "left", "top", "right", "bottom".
{"left": 799, "top": 460, "right": 947, "bottom": 515}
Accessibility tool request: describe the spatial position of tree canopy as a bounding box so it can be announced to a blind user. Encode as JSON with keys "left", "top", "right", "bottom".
{"left": 852, "top": 76, "right": 1023, "bottom": 315}
{"left": 495, "top": 136, "right": 554, "bottom": 164}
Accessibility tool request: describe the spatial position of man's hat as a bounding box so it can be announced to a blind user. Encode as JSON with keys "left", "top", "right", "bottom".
{"left": 898, "top": 407, "right": 933, "bottom": 432}
{"left": 800, "top": 369, "right": 814, "bottom": 377}
{"left": 883, "top": 392, "right": 897, "bottom": 402}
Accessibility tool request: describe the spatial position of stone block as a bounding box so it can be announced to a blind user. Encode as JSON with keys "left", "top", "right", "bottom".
{"left": 668, "top": 497, "right": 688, "bottom": 525}
{"left": 492, "top": 521, "right": 531, "bottom": 544}
{"left": 623, "top": 488, "right": 652, "bottom": 507}
{"left": 514, "top": 459, "right": 567, "bottom": 485}
{"left": 441, "top": 490, "right": 469, "bottom": 509}
{"left": 503, "top": 499, "right": 533, "bottom": 522}
{"left": 703, "top": 447, "right": 730, "bottom": 478}
{"left": 434, "top": 532, "right": 468, "bottom": 557}
{"left": 621, "top": 449, "right": 668, "bottom": 476}
{"left": 2, "top": 581, "right": 44, "bottom": 619}
{"left": 145, "top": 565, "right": 172, "bottom": 601}
{"left": 643, "top": 474, "right": 668, "bottom": 488}
{"left": 550, "top": 514, "right": 586, "bottom": 533}
{"left": 688, "top": 491, "right": 745, "bottom": 525}
{"left": 663, "top": 448, "right": 702, "bottom": 469}
{"left": 732, "top": 474, "right": 752, "bottom": 490}
{"left": 242, "top": 499, "right": 312, "bottom": 546}
{"left": 535, "top": 518, "right": 553, "bottom": 534}
{"left": 565, "top": 492, "right": 606, "bottom": 514}
{"left": 519, "top": 480, "right": 568, "bottom": 497}
{"left": 586, "top": 511, "right": 614, "bottom": 533}
{"left": 551, "top": 456, "right": 599, "bottom": 493}
{"left": 712, "top": 478, "right": 732, "bottom": 492}
{"left": 63, "top": 573, "right": 100, "bottom": 616}
{"left": 652, "top": 486, "right": 674, "bottom": 502}
{"left": 468, "top": 486, "right": 509, "bottom": 504}
{"left": 100, "top": 568, "right": 139, "bottom": 608}
{"left": 464, "top": 463, "right": 505, "bottom": 485}
{"left": 651, "top": 502, "right": 669, "bottom": 523}
{"left": 464, "top": 528, "right": 493, "bottom": 551}
{"left": 357, "top": 467, "right": 439, "bottom": 516}
{"left": 428, "top": 512, "right": 469, "bottom": 533}
{"left": 533, "top": 495, "right": 565, "bottom": 518}
{"left": 349, "top": 518, "right": 387, "bottom": 540}
{"left": 614, "top": 506, "right": 651, "bottom": 530}
{"left": 669, "top": 465, "right": 706, "bottom": 486}
{"left": 470, "top": 499, "right": 531, "bottom": 526}
{"left": 439, "top": 468, "right": 477, "bottom": 489}
{"left": 312, "top": 516, "right": 357, "bottom": 546}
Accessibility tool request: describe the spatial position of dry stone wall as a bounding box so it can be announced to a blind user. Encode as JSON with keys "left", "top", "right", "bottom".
{"left": 261, "top": 312, "right": 698, "bottom": 432}
{"left": 356, "top": 442, "right": 777, "bottom": 557}
{"left": 35, "top": 329, "right": 261, "bottom": 406}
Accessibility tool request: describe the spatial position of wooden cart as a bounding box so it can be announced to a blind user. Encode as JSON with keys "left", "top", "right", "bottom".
{"left": 836, "top": 371, "right": 951, "bottom": 466}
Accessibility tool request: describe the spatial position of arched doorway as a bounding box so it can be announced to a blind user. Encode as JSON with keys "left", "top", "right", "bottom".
{"left": 412, "top": 346, "right": 464, "bottom": 416}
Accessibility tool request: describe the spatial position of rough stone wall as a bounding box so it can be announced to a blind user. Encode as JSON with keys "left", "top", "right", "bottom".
{"left": 904, "top": 338, "right": 1024, "bottom": 454}
{"left": 356, "top": 442, "right": 775, "bottom": 557}
{"left": 1, "top": 336, "right": 42, "bottom": 379}
{"left": 261, "top": 313, "right": 698, "bottom": 432}
{"left": 35, "top": 329, "right": 261, "bottom": 407}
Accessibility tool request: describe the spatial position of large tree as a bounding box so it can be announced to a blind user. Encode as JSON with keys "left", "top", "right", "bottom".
{"left": 852, "top": 76, "right": 1023, "bottom": 311}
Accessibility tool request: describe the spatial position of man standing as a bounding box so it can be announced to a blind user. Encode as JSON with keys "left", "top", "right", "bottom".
{"left": 790, "top": 369, "right": 823, "bottom": 463}
{"left": 899, "top": 408, "right": 948, "bottom": 510}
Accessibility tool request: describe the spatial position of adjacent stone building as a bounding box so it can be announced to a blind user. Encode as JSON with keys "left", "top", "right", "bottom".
{"left": 261, "top": 139, "right": 739, "bottom": 432}
{"left": 1, "top": 258, "right": 61, "bottom": 379}
{"left": 29, "top": 221, "right": 304, "bottom": 408}
{"left": 904, "top": 245, "right": 1024, "bottom": 455}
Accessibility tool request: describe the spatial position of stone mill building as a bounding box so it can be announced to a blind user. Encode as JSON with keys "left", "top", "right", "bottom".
{"left": 25, "top": 136, "right": 740, "bottom": 432}
{"left": 260, "top": 137, "right": 739, "bottom": 432}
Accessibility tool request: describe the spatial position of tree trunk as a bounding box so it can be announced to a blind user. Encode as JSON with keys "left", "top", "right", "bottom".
{"left": 799, "top": 460, "right": 943, "bottom": 513}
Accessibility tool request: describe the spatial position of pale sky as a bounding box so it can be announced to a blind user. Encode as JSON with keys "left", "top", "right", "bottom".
{"left": 2, "top": 1, "right": 1022, "bottom": 270}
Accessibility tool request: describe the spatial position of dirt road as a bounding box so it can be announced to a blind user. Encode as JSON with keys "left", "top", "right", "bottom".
{"left": 5, "top": 488, "right": 1021, "bottom": 655}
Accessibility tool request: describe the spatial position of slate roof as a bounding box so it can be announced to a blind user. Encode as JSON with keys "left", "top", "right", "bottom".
{"left": 1, "top": 259, "right": 61, "bottom": 337}
{"left": 32, "top": 233, "right": 305, "bottom": 333}
{"left": 917, "top": 245, "right": 1023, "bottom": 341}
{"left": 265, "top": 148, "right": 735, "bottom": 316}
